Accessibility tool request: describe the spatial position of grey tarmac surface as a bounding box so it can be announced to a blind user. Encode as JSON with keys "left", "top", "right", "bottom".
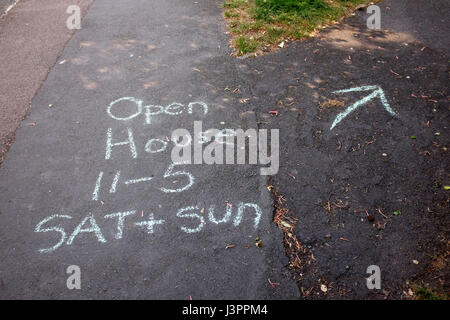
{"left": 0, "top": 0, "right": 296, "bottom": 299}
{"left": 379, "top": 0, "right": 450, "bottom": 56}
{"left": 0, "top": 0, "right": 448, "bottom": 299}
{"left": 0, "top": 0, "right": 93, "bottom": 164}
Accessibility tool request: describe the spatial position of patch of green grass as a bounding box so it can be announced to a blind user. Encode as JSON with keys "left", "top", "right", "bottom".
{"left": 239, "top": 21, "right": 251, "bottom": 31}
{"left": 415, "top": 286, "right": 447, "bottom": 300}
{"left": 223, "top": 0, "right": 249, "bottom": 8}
{"left": 248, "top": 20, "right": 264, "bottom": 31}
{"left": 289, "top": 28, "right": 310, "bottom": 39}
{"left": 224, "top": 11, "right": 236, "bottom": 18}
{"left": 223, "top": 0, "right": 375, "bottom": 56}
{"left": 266, "top": 26, "right": 285, "bottom": 41}
{"left": 253, "top": 0, "right": 330, "bottom": 21}
{"left": 234, "top": 36, "right": 259, "bottom": 55}
{"left": 257, "top": 26, "right": 286, "bottom": 46}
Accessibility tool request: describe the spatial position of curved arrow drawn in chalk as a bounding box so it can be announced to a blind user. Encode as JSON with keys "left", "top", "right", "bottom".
{"left": 330, "top": 85, "right": 398, "bottom": 130}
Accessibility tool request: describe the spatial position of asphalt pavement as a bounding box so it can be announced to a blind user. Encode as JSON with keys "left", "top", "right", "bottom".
{"left": 0, "top": 0, "right": 448, "bottom": 299}
{"left": 0, "top": 0, "right": 93, "bottom": 164}
{"left": 0, "top": 0, "right": 16, "bottom": 16}
{"left": 0, "top": 0, "right": 297, "bottom": 299}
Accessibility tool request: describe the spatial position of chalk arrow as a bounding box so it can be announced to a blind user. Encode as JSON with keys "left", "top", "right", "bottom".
{"left": 330, "top": 85, "right": 398, "bottom": 130}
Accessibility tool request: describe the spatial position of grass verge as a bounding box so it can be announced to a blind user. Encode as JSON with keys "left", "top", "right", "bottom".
{"left": 412, "top": 285, "right": 448, "bottom": 300}
{"left": 223, "top": 0, "right": 375, "bottom": 56}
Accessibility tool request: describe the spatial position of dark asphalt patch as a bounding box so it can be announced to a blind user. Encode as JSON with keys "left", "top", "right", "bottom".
{"left": 238, "top": 8, "right": 449, "bottom": 298}
{"left": 0, "top": 0, "right": 93, "bottom": 166}
{"left": 378, "top": 0, "right": 450, "bottom": 56}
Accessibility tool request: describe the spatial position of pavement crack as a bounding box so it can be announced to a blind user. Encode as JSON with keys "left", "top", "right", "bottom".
{"left": 268, "top": 180, "right": 319, "bottom": 298}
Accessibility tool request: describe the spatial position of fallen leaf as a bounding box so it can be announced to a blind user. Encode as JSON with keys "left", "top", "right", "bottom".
{"left": 376, "top": 208, "right": 388, "bottom": 219}
{"left": 375, "top": 221, "right": 386, "bottom": 230}
{"left": 319, "top": 99, "right": 344, "bottom": 108}
{"left": 280, "top": 221, "right": 293, "bottom": 229}
{"left": 268, "top": 279, "right": 280, "bottom": 288}
{"left": 287, "top": 172, "right": 296, "bottom": 179}
{"left": 390, "top": 69, "right": 403, "bottom": 78}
